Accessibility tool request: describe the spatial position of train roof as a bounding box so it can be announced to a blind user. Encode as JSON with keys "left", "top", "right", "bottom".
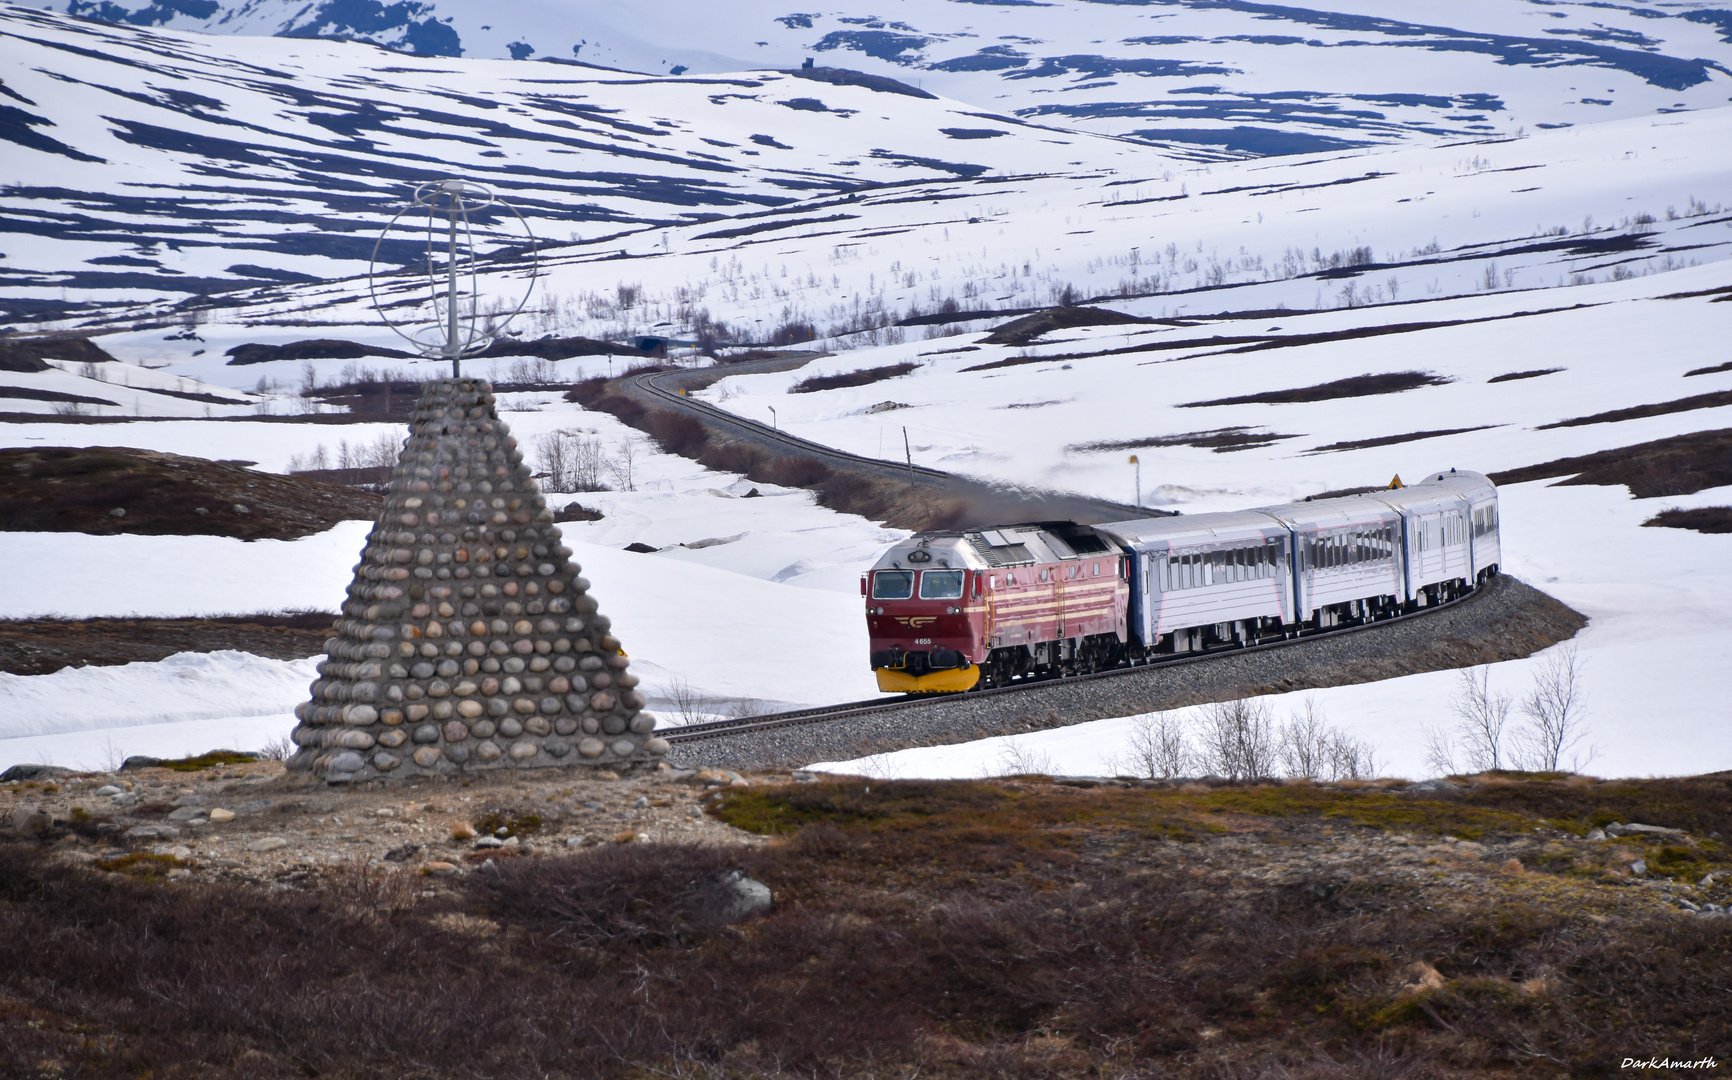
{"left": 1256, "top": 492, "right": 1403, "bottom": 530}
{"left": 875, "top": 520, "right": 1114, "bottom": 571}
{"left": 1094, "top": 510, "right": 1283, "bottom": 549}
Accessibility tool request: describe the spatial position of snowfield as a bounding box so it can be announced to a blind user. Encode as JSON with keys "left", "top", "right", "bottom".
{"left": 27, "top": 0, "right": 1732, "bottom": 154}
{"left": 1, "top": 6, "right": 1729, "bottom": 778}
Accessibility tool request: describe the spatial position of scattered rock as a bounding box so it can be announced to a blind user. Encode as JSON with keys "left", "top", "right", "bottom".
{"left": 121, "top": 756, "right": 165, "bottom": 771}
{"left": 1398, "top": 961, "right": 1446, "bottom": 996}
{"left": 167, "top": 806, "right": 208, "bottom": 822}
{"left": 247, "top": 836, "right": 289, "bottom": 853}
{"left": 1407, "top": 779, "right": 1456, "bottom": 792}
{"left": 94, "top": 785, "right": 123, "bottom": 797}
{"left": 1606, "top": 822, "right": 1685, "bottom": 838}
{"left": 124, "top": 824, "right": 181, "bottom": 841}
{"left": 421, "top": 861, "right": 458, "bottom": 876}
{"left": 1, "top": 764, "right": 72, "bottom": 783}
{"left": 475, "top": 836, "right": 504, "bottom": 849}
{"left": 383, "top": 844, "right": 421, "bottom": 862}
{"left": 632, "top": 796, "right": 650, "bottom": 809}
{"left": 11, "top": 806, "right": 51, "bottom": 835}
{"left": 1630, "top": 859, "right": 1648, "bottom": 876}
{"left": 689, "top": 768, "right": 746, "bottom": 787}
{"left": 1585, "top": 828, "right": 1606, "bottom": 841}
{"left": 208, "top": 808, "right": 236, "bottom": 823}
{"left": 720, "top": 870, "right": 773, "bottom": 921}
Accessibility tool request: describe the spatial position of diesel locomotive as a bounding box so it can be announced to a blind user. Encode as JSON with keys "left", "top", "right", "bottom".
{"left": 862, "top": 469, "right": 1500, "bottom": 693}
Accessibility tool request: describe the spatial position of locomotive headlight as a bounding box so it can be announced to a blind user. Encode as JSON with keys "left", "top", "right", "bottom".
{"left": 947, "top": 606, "right": 961, "bottom": 614}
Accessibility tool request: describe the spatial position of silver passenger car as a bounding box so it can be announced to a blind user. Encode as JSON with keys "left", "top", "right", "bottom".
{"left": 1095, "top": 511, "right": 1293, "bottom": 653}
{"left": 1096, "top": 468, "right": 1501, "bottom": 655}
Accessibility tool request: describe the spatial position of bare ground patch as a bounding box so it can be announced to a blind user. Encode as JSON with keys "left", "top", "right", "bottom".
{"left": 1310, "top": 426, "right": 1498, "bottom": 453}
{"left": 1643, "top": 506, "right": 1732, "bottom": 534}
{"left": 0, "top": 613, "right": 335, "bottom": 676}
{"left": 1070, "top": 427, "right": 1303, "bottom": 453}
{"left": 1537, "top": 389, "right": 1732, "bottom": 430}
{"left": 789, "top": 361, "right": 918, "bottom": 393}
{"left": 1182, "top": 371, "right": 1453, "bottom": 407}
{"left": 0, "top": 446, "right": 381, "bottom": 539}
{"left": 1487, "top": 368, "right": 1563, "bottom": 383}
{"left": 980, "top": 304, "right": 1153, "bottom": 346}
{"left": 1491, "top": 428, "right": 1732, "bottom": 498}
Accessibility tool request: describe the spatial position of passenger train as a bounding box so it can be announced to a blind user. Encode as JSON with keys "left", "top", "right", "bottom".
{"left": 862, "top": 469, "right": 1500, "bottom": 692}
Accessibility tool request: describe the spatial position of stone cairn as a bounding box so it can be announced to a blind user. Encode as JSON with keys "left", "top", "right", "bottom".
{"left": 286, "top": 378, "right": 668, "bottom": 783}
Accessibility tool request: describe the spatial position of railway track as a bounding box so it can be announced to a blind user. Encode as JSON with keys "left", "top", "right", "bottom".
{"left": 616, "top": 361, "right": 1146, "bottom": 525}
{"left": 664, "top": 578, "right": 1491, "bottom": 747}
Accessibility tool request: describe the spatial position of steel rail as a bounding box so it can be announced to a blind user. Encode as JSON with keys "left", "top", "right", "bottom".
{"left": 664, "top": 577, "right": 1492, "bottom": 745}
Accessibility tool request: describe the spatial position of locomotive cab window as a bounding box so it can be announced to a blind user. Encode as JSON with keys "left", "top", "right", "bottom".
{"left": 871, "top": 571, "right": 914, "bottom": 600}
{"left": 918, "top": 569, "right": 965, "bottom": 600}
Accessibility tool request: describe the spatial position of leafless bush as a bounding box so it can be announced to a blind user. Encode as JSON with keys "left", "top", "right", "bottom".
{"left": 1448, "top": 666, "right": 1512, "bottom": 772}
{"left": 607, "top": 437, "right": 638, "bottom": 491}
{"left": 537, "top": 430, "right": 612, "bottom": 493}
{"left": 257, "top": 735, "right": 294, "bottom": 763}
{"left": 1118, "top": 711, "right": 1193, "bottom": 780}
{"left": 994, "top": 737, "right": 1055, "bottom": 778}
{"left": 1197, "top": 698, "right": 1278, "bottom": 781}
{"left": 321, "top": 860, "right": 422, "bottom": 921}
{"left": 1278, "top": 699, "right": 1381, "bottom": 781}
{"left": 660, "top": 675, "right": 715, "bottom": 726}
{"left": 1512, "top": 646, "right": 1593, "bottom": 771}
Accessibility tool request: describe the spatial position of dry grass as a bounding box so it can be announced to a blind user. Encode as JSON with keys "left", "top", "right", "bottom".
{"left": 789, "top": 362, "right": 918, "bottom": 394}
{"left": 1537, "top": 390, "right": 1732, "bottom": 430}
{"left": 1491, "top": 428, "right": 1732, "bottom": 498}
{"left": 1181, "top": 371, "right": 1453, "bottom": 408}
{"left": 1643, "top": 506, "right": 1732, "bottom": 534}
{"left": 2, "top": 773, "right": 1728, "bottom": 1077}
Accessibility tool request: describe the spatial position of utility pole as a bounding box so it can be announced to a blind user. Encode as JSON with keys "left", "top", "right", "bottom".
{"left": 768, "top": 405, "right": 777, "bottom": 430}
{"left": 903, "top": 426, "right": 914, "bottom": 485}
{"left": 445, "top": 182, "right": 463, "bottom": 378}
{"left": 1129, "top": 454, "right": 1141, "bottom": 508}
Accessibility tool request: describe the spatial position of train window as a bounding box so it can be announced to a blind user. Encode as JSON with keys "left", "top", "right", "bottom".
{"left": 920, "top": 570, "right": 964, "bottom": 599}
{"left": 1040, "top": 568, "right": 1049, "bottom": 583}
{"left": 974, "top": 574, "right": 983, "bottom": 598}
{"left": 871, "top": 571, "right": 913, "bottom": 599}
{"left": 1093, "top": 562, "right": 1100, "bottom": 577}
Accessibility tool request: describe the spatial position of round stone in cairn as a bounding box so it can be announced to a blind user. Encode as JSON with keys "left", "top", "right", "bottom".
{"left": 286, "top": 379, "right": 667, "bottom": 783}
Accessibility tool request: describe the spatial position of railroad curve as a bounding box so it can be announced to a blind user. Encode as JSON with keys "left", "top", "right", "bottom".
{"left": 613, "top": 358, "right": 1147, "bottom": 527}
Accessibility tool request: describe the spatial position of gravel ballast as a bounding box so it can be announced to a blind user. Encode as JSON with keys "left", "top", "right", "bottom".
{"left": 669, "top": 574, "right": 1585, "bottom": 770}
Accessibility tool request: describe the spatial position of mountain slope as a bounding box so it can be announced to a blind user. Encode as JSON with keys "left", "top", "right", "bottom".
{"left": 0, "top": 5, "right": 1147, "bottom": 321}
{"left": 44, "top": 0, "right": 1732, "bottom": 156}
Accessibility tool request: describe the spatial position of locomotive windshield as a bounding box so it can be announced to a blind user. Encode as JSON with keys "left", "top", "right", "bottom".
{"left": 871, "top": 570, "right": 914, "bottom": 599}
{"left": 918, "top": 569, "right": 965, "bottom": 599}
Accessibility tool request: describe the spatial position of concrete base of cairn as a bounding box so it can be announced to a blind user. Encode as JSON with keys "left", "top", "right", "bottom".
{"left": 286, "top": 378, "right": 668, "bottom": 783}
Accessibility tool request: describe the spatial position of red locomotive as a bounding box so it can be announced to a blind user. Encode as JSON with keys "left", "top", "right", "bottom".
{"left": 861, "top": 521, "right": 1130, "bottom": 692}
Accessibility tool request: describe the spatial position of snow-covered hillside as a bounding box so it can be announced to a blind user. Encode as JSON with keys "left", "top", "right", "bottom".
{"left": 1, "top": 4, "right": 1150, "bottom": 321}
{"left": 32, "top": 0, "right": 1732, "bottom": 156}
{"left": 1, "top": 7, "right": 1729, "bottom": 780}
